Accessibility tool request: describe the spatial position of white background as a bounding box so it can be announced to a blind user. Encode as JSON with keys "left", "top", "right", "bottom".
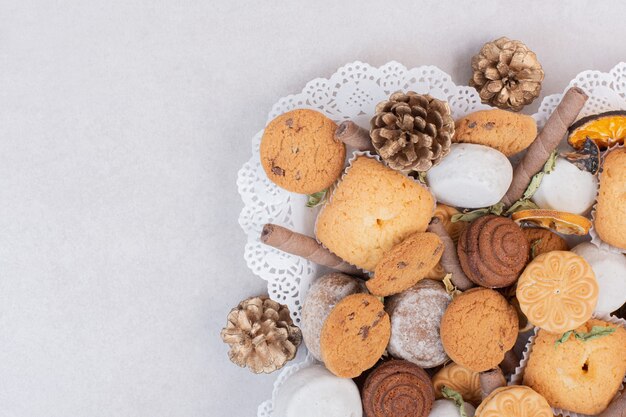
{"left": 2, "top": 1, "right": 626, "bottom": 416}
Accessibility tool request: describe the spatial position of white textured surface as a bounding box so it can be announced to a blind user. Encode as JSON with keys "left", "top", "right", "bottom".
{"left": 3, "top": 1, "right": 626, "bottom": 417}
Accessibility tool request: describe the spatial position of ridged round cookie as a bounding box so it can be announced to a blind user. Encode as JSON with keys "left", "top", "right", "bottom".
{"left": 474, "top": 386, "right": 552, "bottom": 417}
{"left": 367, "top": 232, "right": 444, "bottom": 296}
{"left": 521, "top": 227, "right": 569, "bottom": 259}
{"left": 362, "top": 360, "right": 435, "bottom": 417}
{"left": 386, "top": 280, "right": 451, "bottom": 368}
{"left": 432, "top": 363, "right": 482, "bottom": 406}
{"left": 434, "top": 204, "right": 468, "bottom": 244}
{"left": 517, "top": 251, "right": 598, "bottom": 333}
{"left": 320, "top": 293, "right": 390, "bottom": 378}
{"left": 458, "top": 215, "right": 529, "bottom": 288}
{"left": 300, "top": 273, "right": 366, "bottom": 361}
{"left": 260, "top": 109, "right": 345, "bottom": 194}
{"left": 453, "top": 109, "right": 537, "bottom": 157}
{"left": 595, "top": 147, "right": 626, "bottom": 249}
{"left": 440, "top": 288, "right": 518, "bottom": 372}
{"left": 522, "top": 319, "right": 626, "bottom": 415}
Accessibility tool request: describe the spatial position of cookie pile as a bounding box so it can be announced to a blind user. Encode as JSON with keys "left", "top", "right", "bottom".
{"left": 224, "top": 61, "right": 626, "bottom": 417}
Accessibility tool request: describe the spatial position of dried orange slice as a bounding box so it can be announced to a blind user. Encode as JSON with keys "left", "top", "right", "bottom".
{"left": 511, "top": 209, "right": 591, "bottom": 235}
{"left": 568, "top": 110, "right": 626, "bottom": 149}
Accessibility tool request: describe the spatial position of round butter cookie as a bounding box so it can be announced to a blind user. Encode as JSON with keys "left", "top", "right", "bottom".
{"left": 517, "top": 251, "right": 598, "bottom": 333}
{"left": 300, "top": 273, "right": 366, "bottom": 361}
{"left": 453, "top": 109, "right": 537, "bottom": 156}
{"left": 595, "top": 147, "right": 626, "bottom": 249}
{"left": 260, "top": 109, "right": 345, "bottom": 194}
{"left": 440, "top": 288, "right": 518, "bottom": 372}
{"left": 367, "top": 232, "right": 444, "bottom": 297}
{"left": 320, "top": 293, "right": 390, "bottom": 378}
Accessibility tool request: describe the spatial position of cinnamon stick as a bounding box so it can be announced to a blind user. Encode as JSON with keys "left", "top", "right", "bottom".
{"left": 502, "top": 87, "right": 588, "bottom": 207}
{"left": 427, "top": 218, "right": 474, "bottom": 290}
{"left": 599, "top": 392, "right": 626, "bottom": 417}
{"left": 479, "top": 368, "right": 506, "bottom": 399}
{"left": 260, "top": 224, "right": 363, "bottom": 276}
{"left": 335, "top": 121, "right": 375, "bottom": 152}
{"left": 499, "top": 350, "right": 519, "bottom": 377}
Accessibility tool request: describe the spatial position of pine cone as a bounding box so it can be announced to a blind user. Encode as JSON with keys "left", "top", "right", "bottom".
{"left": 470, "top": 37, "right": 544, "bottom": 111}
{"left": 221, "top": 296, "right": 302, "bottom": 374}
{"left": 370, "top": 91, "right": 454, "bottom": 172}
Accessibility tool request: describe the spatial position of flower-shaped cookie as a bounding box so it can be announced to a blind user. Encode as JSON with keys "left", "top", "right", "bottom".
{"left": 517, "top": 251, "right": 598, "bottom": 333}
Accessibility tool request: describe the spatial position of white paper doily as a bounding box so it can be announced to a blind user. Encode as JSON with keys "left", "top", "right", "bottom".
{"left": 237, "top": 61, "right": 490, "bottom": 329}
{"left": 237, "top": 61, "right": 626, "bottom": 417}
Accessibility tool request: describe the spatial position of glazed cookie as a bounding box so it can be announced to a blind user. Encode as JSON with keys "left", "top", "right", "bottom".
{"left": 521, "top": 227, "right": 569, "bottom": 259}
{"left": 362, "top": 360, "right": 435, "bottom": 417}
{"left": 457, "top": 215, "right": 529, "bottom": 288}
{"left": 260, "top": 109, "right": 345, "bottom": 194}
{"left": 440, "top": 288, "right": 518, "bottom": 372}
{"left": 595, "top": 147, "right": 626, "bottom": 249}
{"left": 300, "top": 273, "right": 366, "bottom": 361}
{"left": 517, "top": 251, "right": 598, "bottom": 333}
{"left": 320, "top": 293, "right": 390, "bottom": 378}
{"left": 386, "top": 280, "right": 451, "bottom": 368}
{"left": 453, "top": 109, "right": 537, "bottom": 156}
{"left": 432, "top": 363, "right": 482, "bottom": 406}
{"left": 572, "top": 242, "right": 626, "bottom": 313}
{"left": 316, "top": 156, "right": 435, "bottom": 271}
{"left": 474, "top": 386, "right": 552, "bottom": 417}
{"left": 367, "top": 232, "right": 444, "bottom": 296}
{"left": 273, "top": 364, "right": 363, "bottom": 417}
{"left": 523, "top": 319, "right": 626, "bottom": 415}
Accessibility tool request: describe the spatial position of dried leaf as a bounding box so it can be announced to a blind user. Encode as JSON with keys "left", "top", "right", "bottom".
{"left": 530, "top": 239, "right": 543, "bottom": 259}
{"left": 505, "top": 198, "right": 539, "bottom": 215}
{"left": 574, "top": 326, "right": 616, "bottom": 342}
{"left": 441, "top": 386, "right": 468, "bottom": 417}
{"left": 555, "top": 326, "right": 616, "bottom": 347}
{"left": 442, "top": 274, "right": 461, "bottom": 298}
{"left": 544, "top": 150, "right": 558, "bottom": 174}
{"left": 416, "top": 171, "right": 427, "bottom": 184}
{"left": 451, "top": 202, "right": 504, "bottom": 223}
{"left": 554, "top": 330, "right": 573, "bottom": 348}
{"left": 306, "top": 189, "right": 327, "bottom": 208}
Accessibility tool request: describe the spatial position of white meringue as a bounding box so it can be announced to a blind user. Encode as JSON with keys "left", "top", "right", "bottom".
{"left": 531, "top": 158, "right": 598, "bottom": 215}
{"left": 571, "top": 242, "right": 626, "bottom": 313}
{"left": 273, "top": 365, "right": 362, "bottom": 417}
{"left": 429, "top": 399, "right": 476, "bottom": 417}
{"left": 426, "top": 144, "right": 512, "bottom": 209}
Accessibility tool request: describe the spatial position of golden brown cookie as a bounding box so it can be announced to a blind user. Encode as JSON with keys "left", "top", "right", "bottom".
{"left": 523, "top": 319, "right": 626, "bottom": 415}
{"left": 316, "top": 156, "right": 435, "bottom": 271}
{"left": 432, "top": 363, "right": 482, "bottom": 406}
{"left": 474, "top": 385, "right": 552, "bottom": 417}
{"left": 453, "top": 109, "right": 537, "bottom": 156}
{"left": 320, "top": 293, "right": 390, "bottom": 378}
{"left": 521, "top": 227, "right": 569, "bottom": 259}
{"left": 367, "top": 232, "right": 443, "bottom": 296}
{"left": 517, "top": 251, "right": 598, "bottom": 333}
{"left": 595, "top": 147, "right": 626, "bottom": 249}
{"left": 260, "top": 109, "right": 345, "bottom": 194}
{"left": 440, "top": 288, "right": 518, "bottom": 372}
{"left": 433, "top": 204, "right": 467, "bottom": 244}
